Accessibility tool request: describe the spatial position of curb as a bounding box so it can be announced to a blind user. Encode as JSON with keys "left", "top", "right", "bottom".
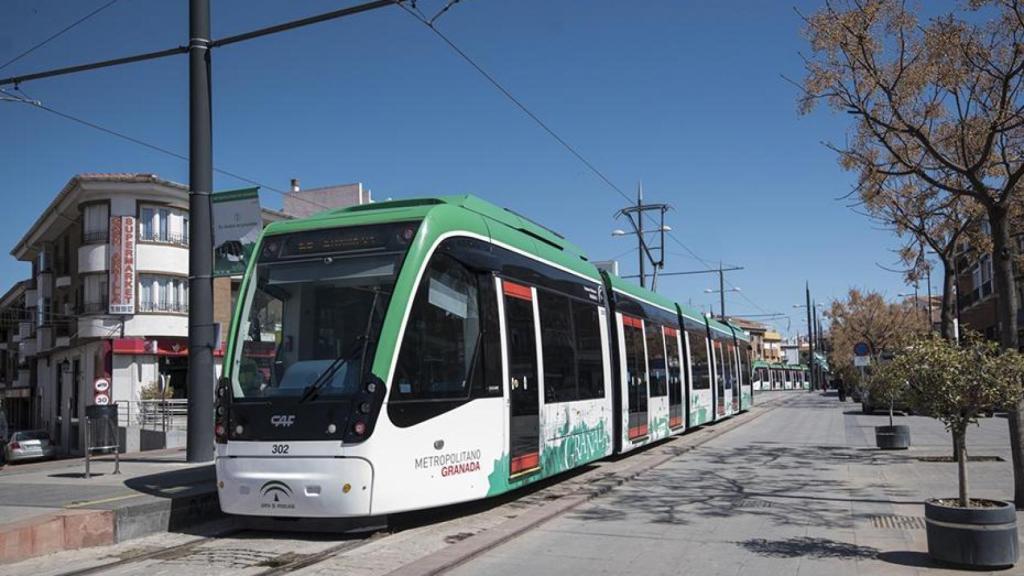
{"left": 0, "top": 480, "right": 221, "bottom": 565}
{"left": 385, "top": 399, "right": 784, "bottom": 576}
{"left": 0, "top": 509, "right": 114, "bottom": 565}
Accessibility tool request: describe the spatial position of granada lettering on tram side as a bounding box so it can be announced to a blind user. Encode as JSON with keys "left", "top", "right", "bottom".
{"left": 414, "top": 449, "right": 483, "bottom": 478}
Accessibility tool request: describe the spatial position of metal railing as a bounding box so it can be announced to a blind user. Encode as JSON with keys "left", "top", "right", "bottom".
{"left": 79, "top": 300, "right": 107, "bottom": 315}
{"left": 117, "top": 399, "right": 188, "bottom": 431}
{"left": 137, "top": 301, "right": 188, "bottom": 314}
{"left": 83, "top": 230, "right": 108, "bottom": 244}
{"left": 138, "top": 230, "right": 189, "bottom": 247}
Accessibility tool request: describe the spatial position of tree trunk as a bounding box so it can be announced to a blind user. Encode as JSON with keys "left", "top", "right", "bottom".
{"left": 989, "top": 206, "right": 1024, "bottom": 508}
{"left": 956, "top": 428, "right": 969, "bottom": 508}
{"left": 952, "top": 431, "right": 961, "bottom": 462}
{"left": 939, "top": 258, "right": 956, "bottom": 342}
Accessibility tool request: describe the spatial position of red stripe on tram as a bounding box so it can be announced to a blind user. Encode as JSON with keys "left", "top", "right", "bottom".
{"left": 628, "top": 424, "right": 648, "bottom": 439}
{"left": 503, "top": 281, "right": 533, "bottom": 301}
{"left": 663, "top": 326, "right": 678, "bottom": 337}
{"left": 622, "top": 315, "right": 642, "bottom": 329}
{"left": 510, "top": 452, "right": 540, "bottom": 474}
{"left": 669, "top": 416, "right": 683, "bottom": 428}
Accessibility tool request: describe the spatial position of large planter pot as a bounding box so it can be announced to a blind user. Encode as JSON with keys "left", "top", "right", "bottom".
{"left": 875, "top": 425, "right": 910, "bottom": 449}
{"left": 925, "top": 499, "right": 1018, "bottom": 568}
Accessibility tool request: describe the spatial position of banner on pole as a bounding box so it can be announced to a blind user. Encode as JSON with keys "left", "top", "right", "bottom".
{"left": 109, "top": 216, "right": 137, "bottom": 314}
{"left": 212, "top": 187, "right": 262, "bottom": 277}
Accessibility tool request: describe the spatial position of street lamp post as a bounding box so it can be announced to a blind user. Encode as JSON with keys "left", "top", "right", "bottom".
{"left": 704, "top": 285, "right": 741, "bottom": 319}
{"left": 611, "top": 224, "right": 671, "bottom": 289}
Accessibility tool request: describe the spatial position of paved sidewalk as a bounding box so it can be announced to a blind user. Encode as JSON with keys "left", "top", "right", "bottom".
{"left": 447, "top": 392, "right": 1024, "bottom": 576}
{"left": 0, "top": 448, "right": 218, "bottom": 563}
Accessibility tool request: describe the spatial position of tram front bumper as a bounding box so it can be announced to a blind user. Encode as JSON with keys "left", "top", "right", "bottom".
{"left": 216, "top": 456, "right": 373, "bottom": 517}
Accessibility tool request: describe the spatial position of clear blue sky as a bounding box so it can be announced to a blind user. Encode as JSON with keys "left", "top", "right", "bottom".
{"left": 0, "top": 0, "right": 925, "bottom": 336}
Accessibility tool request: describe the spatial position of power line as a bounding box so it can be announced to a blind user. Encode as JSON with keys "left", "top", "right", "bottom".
{"left": 398, "top": 2, "right": 780, "bottom": 319}
{"left": 5, "top": 88, "right": 333, "bottom": 213}
{"left": 396, "top": 3, "right": 633, "bottom": 206}
{"left": 0, "top": 0, "right": 121, "bottom": 72}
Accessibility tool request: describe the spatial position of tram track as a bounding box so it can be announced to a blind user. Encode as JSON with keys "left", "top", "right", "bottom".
{"left": 52, "top": 526, "right": 383, "bottom": 576}
{"left": 55, "top": 526, "right": 246, "bottom": 576}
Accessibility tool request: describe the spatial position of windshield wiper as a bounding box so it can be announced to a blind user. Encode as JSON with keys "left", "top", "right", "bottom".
{"left": 298, "top": 336, "right": 366, "bottom": 404}
{"left": 298, "top": 288, "right": 384, "bottom": 404}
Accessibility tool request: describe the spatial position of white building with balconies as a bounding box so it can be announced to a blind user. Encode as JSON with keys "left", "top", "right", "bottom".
{"left": 10, "top": 174, "right": 198, "bottom": 454}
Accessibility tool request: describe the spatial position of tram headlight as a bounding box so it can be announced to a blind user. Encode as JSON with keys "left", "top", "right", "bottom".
{"left": 235, "top": 424, "right": 245, "bottom": 436}
{"left": 353, "top": 420, "right": 367, "bottom": 436}
{"left": 215, "top": 423, "right": 226, "bottom": 440}
{"left": 359, "top": 402, "right": 371, "bottom": 414}
{"left": 365, "top": 382, "right": 376, "bottom": 394}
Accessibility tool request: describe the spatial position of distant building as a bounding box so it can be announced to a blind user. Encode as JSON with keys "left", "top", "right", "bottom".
{"left": 953, "top": 220, "right": 1023, "bottom": 345}
{"left": 724, "top": 317, "right": 768, "bottom": 361}
{"left": 0, "top": 280, "right": 33, "bottom": 431}
{"left": 762, "top": 330, "right": 783, "bottom": 362}
{"left": 282, "top": 180, "right": 372, "bottom": 219}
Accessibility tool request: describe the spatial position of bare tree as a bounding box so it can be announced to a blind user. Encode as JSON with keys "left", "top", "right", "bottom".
{"left": 827, "top": 288, "right": 928, "bottom": 377}
{"left": 801, "top": 0, "right": 1024, "bottom": 506}
{"left": 862, "top": 184, "right": 982, "bottom": 340}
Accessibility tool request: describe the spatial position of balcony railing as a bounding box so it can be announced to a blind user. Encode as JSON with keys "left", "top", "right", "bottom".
{"left": 83, "top": 229, "right": 108, "bottom": 244}
{"left": 79, "top": 300, "right": 107, "bottom": 315}
{"left": 138, "top": 230, "right": 189, "bottom": 248}
{"left": 137, "top": 301, "right": 188, "bottom": 314}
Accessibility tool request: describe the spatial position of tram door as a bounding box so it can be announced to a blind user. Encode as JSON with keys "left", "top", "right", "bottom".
{"left": 622, "top": 315, "right": 649, "bottom": 440}
{"left": 502, "top": 280, "right": 542, "bottom": 478}
{"left": 731, "top": 344, "right": 741, "bottom": 412}
{"left": 714, "top": 340, "right": 726, "bottom": 417}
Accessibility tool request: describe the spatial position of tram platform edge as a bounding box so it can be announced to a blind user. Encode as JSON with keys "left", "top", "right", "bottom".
{"left": 0, "top": 448, "right": 221, "bottom": 565}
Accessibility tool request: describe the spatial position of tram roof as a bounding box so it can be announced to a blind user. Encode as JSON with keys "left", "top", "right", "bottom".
{"left": 262, "top": 194, "right": 602, "bottom": 281}
{"left": 604, "top": 273, "right": 680, "bottom": 316}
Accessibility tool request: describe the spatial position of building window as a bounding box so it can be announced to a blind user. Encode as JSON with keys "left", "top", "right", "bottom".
{"left": 139, "top": 204, "right": 188, "bottom": 246}
{"left": 138, "top": 275, "right": 188, "bottom": 313}
{"left": 82, "top": 204, "right": 109, "bottom": 244}
{"left": 81, "top": 274, "right": 108, "bottom": 314}
{"left": 980, "top": 255, "right": 993, "bottom": 298}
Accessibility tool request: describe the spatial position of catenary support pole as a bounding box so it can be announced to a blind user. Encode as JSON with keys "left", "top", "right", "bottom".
{"left": 805, "top": 282, "right": 814, "bottom": 390}
{"left": 187, "top": 0, "right": 215, "bottom": 463}
{"left": 637, "top": 183, "right": 645, "bottom": 288}
{"left": 719, "top": 262, "right": 726, "bottom": 319}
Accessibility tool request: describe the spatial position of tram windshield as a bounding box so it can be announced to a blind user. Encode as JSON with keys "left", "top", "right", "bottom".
{"left": 231, "top": 222, "right": 417, "bottom": 400}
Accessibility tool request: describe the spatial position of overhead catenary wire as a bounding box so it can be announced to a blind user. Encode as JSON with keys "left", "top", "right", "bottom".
{"left": 397, "top": 3, "right": 781, "bottom": 323}
{"left": 395, "top": 2, "right": 634, "bottom": 206}
{"left": 5, "top": 87, "right": 333, "bottom": 214}
{"left": 0, "top": 0, "right": 121, "bottom": 72}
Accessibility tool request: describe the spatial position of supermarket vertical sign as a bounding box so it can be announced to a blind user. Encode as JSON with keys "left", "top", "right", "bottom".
{"left": 109, "top": 216, "right": 137, "bottom": 314}
{"left": 213, "top": 187, "right": 262, "bottom": 277}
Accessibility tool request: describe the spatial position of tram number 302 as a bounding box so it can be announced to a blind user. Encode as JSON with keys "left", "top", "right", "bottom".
{"left": 271, "top": 444, "right": 290, "bottom": 455}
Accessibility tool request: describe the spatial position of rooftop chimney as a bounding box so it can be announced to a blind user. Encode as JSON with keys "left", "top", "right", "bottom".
{"left": 290, "top": 178, "right": 300, "bottom": 194}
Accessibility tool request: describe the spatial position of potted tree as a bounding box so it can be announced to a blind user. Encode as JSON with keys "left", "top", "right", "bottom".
{"left": 866, "top": 361, "right": 910, "bottom": 449}
{"left": 892, "top": 334, "right": 1024, "bottom": 568}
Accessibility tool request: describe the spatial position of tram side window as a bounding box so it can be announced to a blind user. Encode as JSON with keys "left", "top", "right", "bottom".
{"left": 392, "top": 254, "right": 481, "bottom": 401}
{"left": 623, "top": 320, "right": 647, "bottom": 393}
{"left": 665, "top": 330, "right": 682, "bottom": 399}
{"left": 687, "top": 330, "right": 711, "bottom": 389}
{"left": 539, "top": 291, "right": 577, "bottom": 403}
{"left": 723, "top": 341, "right": 737, "bottom": 391}
{"left": 573, "top": 301, "right": 605, "bottom": 400}
{"left": 645, "top": 322, "right": 668, "bottom": 396}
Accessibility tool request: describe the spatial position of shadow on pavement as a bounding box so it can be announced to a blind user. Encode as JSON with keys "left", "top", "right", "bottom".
{"left": 737, "top": 537, "right": 880, "bottom": 559}
{"left": 876, "top": 550, "right": 941, "bottom": 569}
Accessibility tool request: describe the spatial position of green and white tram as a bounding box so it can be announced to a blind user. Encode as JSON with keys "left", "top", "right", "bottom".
{"left": 215, "top": 195, "right": 755, "bottom": 518}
